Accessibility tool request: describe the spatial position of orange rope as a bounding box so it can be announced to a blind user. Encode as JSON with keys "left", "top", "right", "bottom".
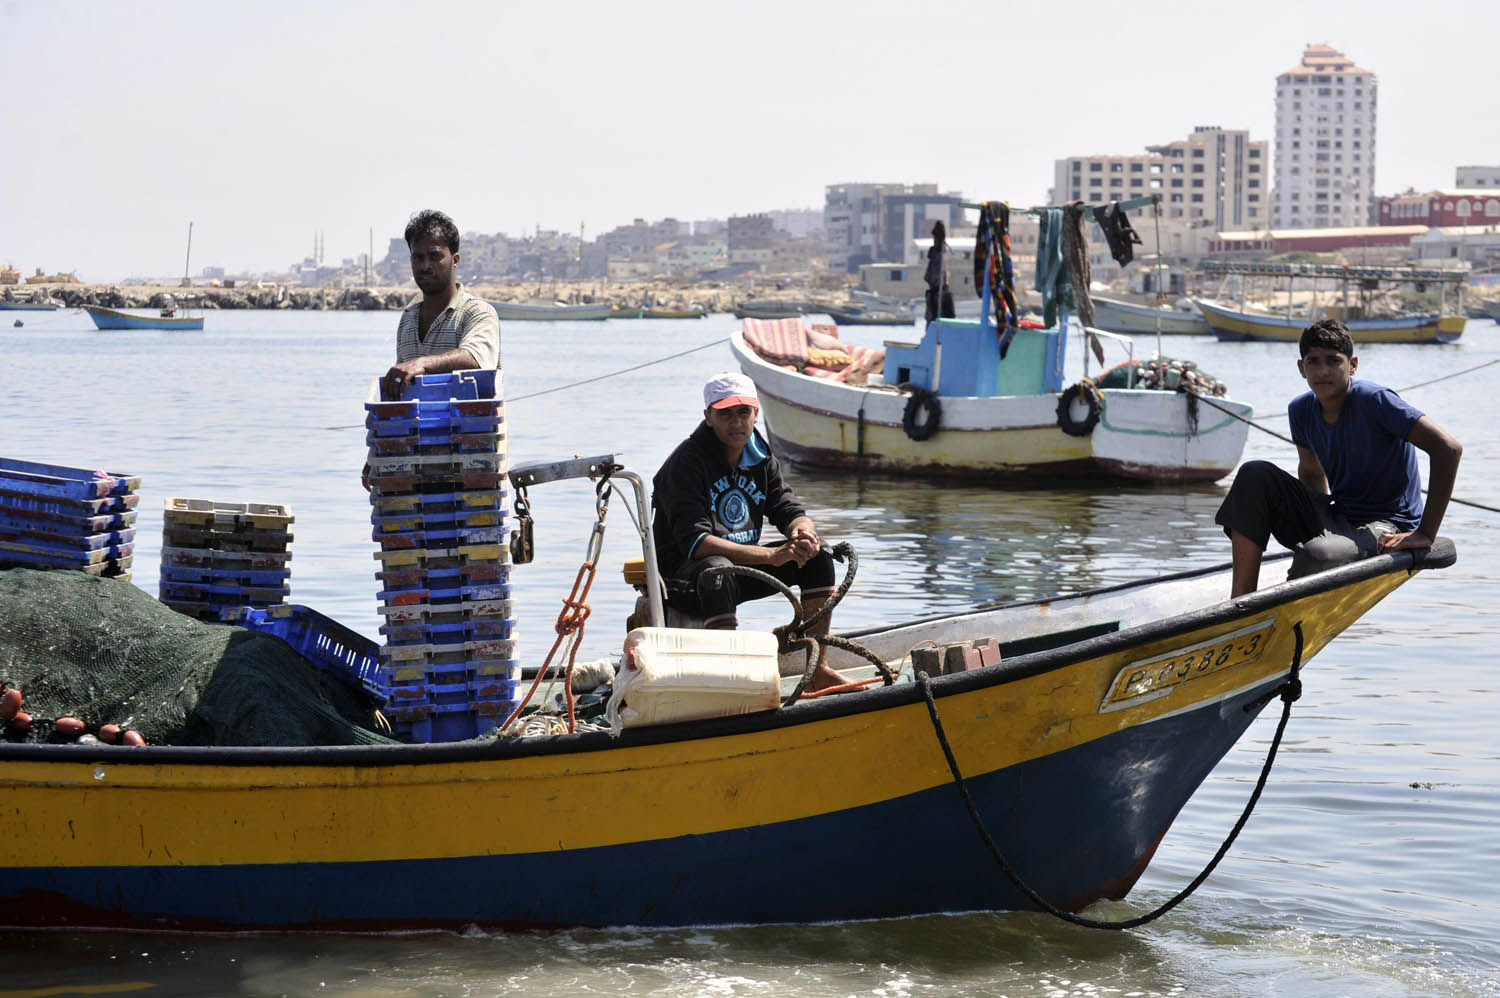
{"left": 800, "top": 675, "right": 887, "bottom": 698}
{"left": 499, "top": 558, "right": 599, "bottom": 734}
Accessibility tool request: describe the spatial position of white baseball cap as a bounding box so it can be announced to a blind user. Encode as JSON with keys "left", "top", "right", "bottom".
{"left": 703, "top": 371, "right": 759, "bottom": 410}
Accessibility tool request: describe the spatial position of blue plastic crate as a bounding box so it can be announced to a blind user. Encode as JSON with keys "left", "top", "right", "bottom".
{"left": 387, "top": 701, "right": 520, "bottom": 744}
{"left": 366, "top": 430, "right": 506, "bottom": 457}
{"left": 1, "top": 537, "right": 134, "bottom": 563}
{"left": 0, "top": 502, "right": 138, "bottom": 534}
{"left": 238, "top": 604, "right": 386, "bottom": 704}
{"left": 377, "top": 581, "right": 513, "bottom": 607}
{"left": 372, "top": 369, "right": 501, "bottom": 404}
{"left": 391, "top": 658, "right": 518, "bottom": 684}
{"left": 160, "top": 545, "right": 293, "bottom": 570}
{"left": 370, "top": 488, "right": 507, "bottom": 517}
{"left": 367, "top": 471, "right": 507, "bottom": 496}
{"left": 0, "top": 488, "right": 140, "bottom": 516}
{"left": 0, "top": 522, "right": 135, "bottom": 550}
{"left": 364, "top": 409, "right": 505, "bottom": 438}
{"left": 0, "top": 458, "right": 140, "bottom": 501}
{"left": 0, "top": 548, "right": 132, "bottom": 575}
{"left": 159, "top": 579, "right": 289, "bottom": 603}
{"left": 370, "top": 505, "right": 506, "bottom": 533}
{"left": 379, "top": 618, "right": 514, "bottom": 647}
{"left": 373, "top": 524, "right": 507, "bottom": 549}
{"left": 160, "top": 563, "right": 292, "bottom": 587}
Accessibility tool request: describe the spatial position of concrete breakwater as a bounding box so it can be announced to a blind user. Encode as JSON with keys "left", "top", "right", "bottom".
{"left": 16, "top": 277, "right": 857, "bottom": 314}
{"left": 44, "top": 285, "right": 414, "bottom": 311}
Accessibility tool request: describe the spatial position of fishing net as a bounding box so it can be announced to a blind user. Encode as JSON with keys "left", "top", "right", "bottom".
{"left": 0, "top": 568, "right": 396, "bottom": 747}
{"left": 1096, "top": 356, "right": 1229, "bottom": 396}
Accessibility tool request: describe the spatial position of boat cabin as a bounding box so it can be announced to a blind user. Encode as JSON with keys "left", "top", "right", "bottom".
{"left": 882, "top": 319, "right": 1063, "bottom": 397}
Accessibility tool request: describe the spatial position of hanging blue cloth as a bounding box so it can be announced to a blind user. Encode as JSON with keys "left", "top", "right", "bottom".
{"left": 1033, "top": 208, "right": 1070, "bottom": 328}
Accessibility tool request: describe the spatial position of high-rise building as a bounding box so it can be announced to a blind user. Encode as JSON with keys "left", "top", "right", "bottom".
{"left": 823, "top": 183, "right": 964, "bottom": 273}
{"left": 1049, "top": 126, "right": 1267, "bottom": 231}
{"left": 1273, "top": 44, "right": 1377, "bottom": 229}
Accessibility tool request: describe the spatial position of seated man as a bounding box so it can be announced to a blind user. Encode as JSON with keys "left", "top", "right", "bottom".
{"left": 1215, "top": 318, "right": 1462, "bottom": 597}
{"left": 651, "top": 372, "right": 850, "bottom": 692}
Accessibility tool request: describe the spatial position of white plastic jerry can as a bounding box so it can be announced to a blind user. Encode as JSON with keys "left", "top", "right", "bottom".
{"left": 605, "top": 627, "right": 782, "bottom": 732}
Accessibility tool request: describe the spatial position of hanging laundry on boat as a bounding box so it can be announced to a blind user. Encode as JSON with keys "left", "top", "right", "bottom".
{"left": 974, "top": 202, "right": 1021, "bottom": 357}
{"left": 1093, "top": 202, "right": 1144, "bottom": 267}
{"left": 924, "top": 220, "right": 956, "bottom": 322}
{"left": 1063, "top": 203, "right": 1105, "bottom": 366}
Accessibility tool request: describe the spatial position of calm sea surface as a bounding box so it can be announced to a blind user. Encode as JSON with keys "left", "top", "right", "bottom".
{"left": 3, "top": 307, "right": 1498, "bottom": 996}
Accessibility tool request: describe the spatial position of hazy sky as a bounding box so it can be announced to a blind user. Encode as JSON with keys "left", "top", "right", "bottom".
{"left": 3, "top": 0, "right": 1494, "bottom": 282}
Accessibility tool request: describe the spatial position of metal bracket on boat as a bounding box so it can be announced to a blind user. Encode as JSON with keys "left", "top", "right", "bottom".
{"left": 507, "top": 454, "right": 666, "bottom": 628}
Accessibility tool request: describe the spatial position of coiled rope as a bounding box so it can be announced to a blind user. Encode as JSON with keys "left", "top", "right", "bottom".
{"left": 917, "top": 622, "right": 1305, "bottom": 930}
{"left": 699, "top": 541, "right": 897, "bottom": 706}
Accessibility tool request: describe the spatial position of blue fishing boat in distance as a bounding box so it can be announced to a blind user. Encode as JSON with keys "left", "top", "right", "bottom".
{"left": 82, "top": 303, "right": 205, "bottom": 331}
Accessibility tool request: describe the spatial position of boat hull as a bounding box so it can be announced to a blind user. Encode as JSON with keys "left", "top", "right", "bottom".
{"left": 82, "top": 305, "right": 204, "bottom": 330}
{"left": 489, "top": 301, "right": 610, "bottom": 321}
{"left": 826, "top": 309, "right": 916, "bottom": 326}
{"left": 731, "top": 333, "right": 1250, "bottom": 483}
{"left": 1195, "top": 299, "right": 1465, "bottom": 344}
{"left": 0, "top": 547, "right": 1444, "bottom": 932}
{"left": 0, "top": 300, "right": 60, "bottom": 311}
{"left": 1092, "top": 297, "right": 1210, "bottom": 336}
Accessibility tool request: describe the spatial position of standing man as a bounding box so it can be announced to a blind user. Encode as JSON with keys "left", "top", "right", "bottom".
{"left": 384, "top": 209, "right": 501, "bottom": 396}
{"left": 652, "top": 372, "right": 850, "bottom": 693}
{"left": 366, "top": 210, "right": 502, "bottom": 491}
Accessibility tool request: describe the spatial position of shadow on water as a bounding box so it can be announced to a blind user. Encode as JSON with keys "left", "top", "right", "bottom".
{"left": 779, "top": 463, "right": 1235, "bottom": 626}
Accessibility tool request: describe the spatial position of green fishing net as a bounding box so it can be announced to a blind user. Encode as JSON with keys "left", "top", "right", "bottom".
{"left": 0, "top": 568, "right": 396, "bottom": 747}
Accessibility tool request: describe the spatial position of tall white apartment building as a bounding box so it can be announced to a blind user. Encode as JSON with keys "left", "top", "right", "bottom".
{"left": 1273, "top": 44, "right": 1377, "bottom": 229}
{"left": 1049, "top": 126, "right": 1267, "bottom": 231}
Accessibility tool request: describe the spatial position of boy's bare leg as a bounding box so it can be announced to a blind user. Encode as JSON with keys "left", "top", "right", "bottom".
{"left": 1229, "top": 530, "right": 1264, "bottom": 598}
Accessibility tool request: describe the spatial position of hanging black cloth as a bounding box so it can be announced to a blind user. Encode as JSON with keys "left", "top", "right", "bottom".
{"left": 924, "top": 220, "right": 955, "bottom": 322}
{"left": 1093, "top": 202, "right": 1144, "bottom": 267}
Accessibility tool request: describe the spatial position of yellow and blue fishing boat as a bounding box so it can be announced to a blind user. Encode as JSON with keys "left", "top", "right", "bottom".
{"left": 1196, "top": 298, "right": 1465, "bottom": 344}
{"left": 0, "top": 460, "right": 1455, "bottom": 932}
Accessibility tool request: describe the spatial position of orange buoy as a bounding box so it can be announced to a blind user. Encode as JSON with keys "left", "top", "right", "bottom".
{"left": 55, "top": 716, "right": 87, "bottom": 739}
{"left": 121, "top": 730, "right": 147, "bottom": 747}
{"left": 99, "top": 723, "right": 122, "bottom": 745}
{"left": 0, "top": 687, "right": 22, "bottom": 722}
{"left": 10, "top": 711, "right": 32, "bottom": 734}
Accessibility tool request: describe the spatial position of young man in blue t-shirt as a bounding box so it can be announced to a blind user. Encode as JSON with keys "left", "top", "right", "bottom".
{"left": 1214, "top": 319, "right": 1462, "bottom": 597}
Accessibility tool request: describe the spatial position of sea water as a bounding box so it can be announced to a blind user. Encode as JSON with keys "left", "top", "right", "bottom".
{"left": 3, "top": 308, "right": 1498, "bottom": 996}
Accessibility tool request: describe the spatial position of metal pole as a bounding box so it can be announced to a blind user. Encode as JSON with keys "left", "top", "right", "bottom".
{"left": 1152, "top": 198, "right": 1164, "bottom": 361}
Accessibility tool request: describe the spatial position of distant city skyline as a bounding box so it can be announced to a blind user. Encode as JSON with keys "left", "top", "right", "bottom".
{"left": 2, "top": 0, "right": 1495, "bottom": 282}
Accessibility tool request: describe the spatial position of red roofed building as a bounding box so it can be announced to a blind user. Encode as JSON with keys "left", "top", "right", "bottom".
{"left": 1378, "top": 190, "right": 1500, "bottom": 227}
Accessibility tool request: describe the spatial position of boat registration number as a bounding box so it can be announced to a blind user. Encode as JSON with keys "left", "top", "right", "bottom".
{"left": 1099, "top": 619, "right": 1276, "bottom": 713}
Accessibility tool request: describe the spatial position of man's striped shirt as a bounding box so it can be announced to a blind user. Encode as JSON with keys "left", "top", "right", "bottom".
{"left": 395, "top": 287, "right": 501, "bottom": 369}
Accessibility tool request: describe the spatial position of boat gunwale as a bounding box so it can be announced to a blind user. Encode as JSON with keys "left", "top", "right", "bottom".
{"left": 730, "top": 331, "right": 1254, "bottom": 415}
{"left": 0, "top": 542, "right": 1452, "bottom": 769}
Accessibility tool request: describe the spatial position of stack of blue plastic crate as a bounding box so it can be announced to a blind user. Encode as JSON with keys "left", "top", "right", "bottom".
{"left": 0, "top": 458, "right": 140, "bottom": 581}
{"left": 365, "top": 369, "right": 517, "bottom": 743}
{"left": 158, "top": 499, "right": 293, "bottom": 621}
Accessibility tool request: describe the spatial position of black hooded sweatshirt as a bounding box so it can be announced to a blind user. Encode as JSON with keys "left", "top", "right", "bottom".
{"left": 651, "top": 421, "right": 806, "bottom": 576}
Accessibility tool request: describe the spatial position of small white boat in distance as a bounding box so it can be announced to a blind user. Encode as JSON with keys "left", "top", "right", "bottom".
{"left": 487, "top": 299, "right": 610, "bottom": 321}
{"left": 1092, "top": 296, "right": 1210, "bottom": 336}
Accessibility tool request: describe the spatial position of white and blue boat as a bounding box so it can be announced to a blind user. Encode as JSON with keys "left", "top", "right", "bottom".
{"left": 82, "top": 303, "right": 205, "bottom": 331}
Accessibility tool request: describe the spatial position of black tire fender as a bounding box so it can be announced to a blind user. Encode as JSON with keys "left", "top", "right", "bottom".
{"left": 901, "top": 388, "right": 942, "bottom": 441}
{"left": 1056, "top": 381, "right": 1102, "bottom": 437}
